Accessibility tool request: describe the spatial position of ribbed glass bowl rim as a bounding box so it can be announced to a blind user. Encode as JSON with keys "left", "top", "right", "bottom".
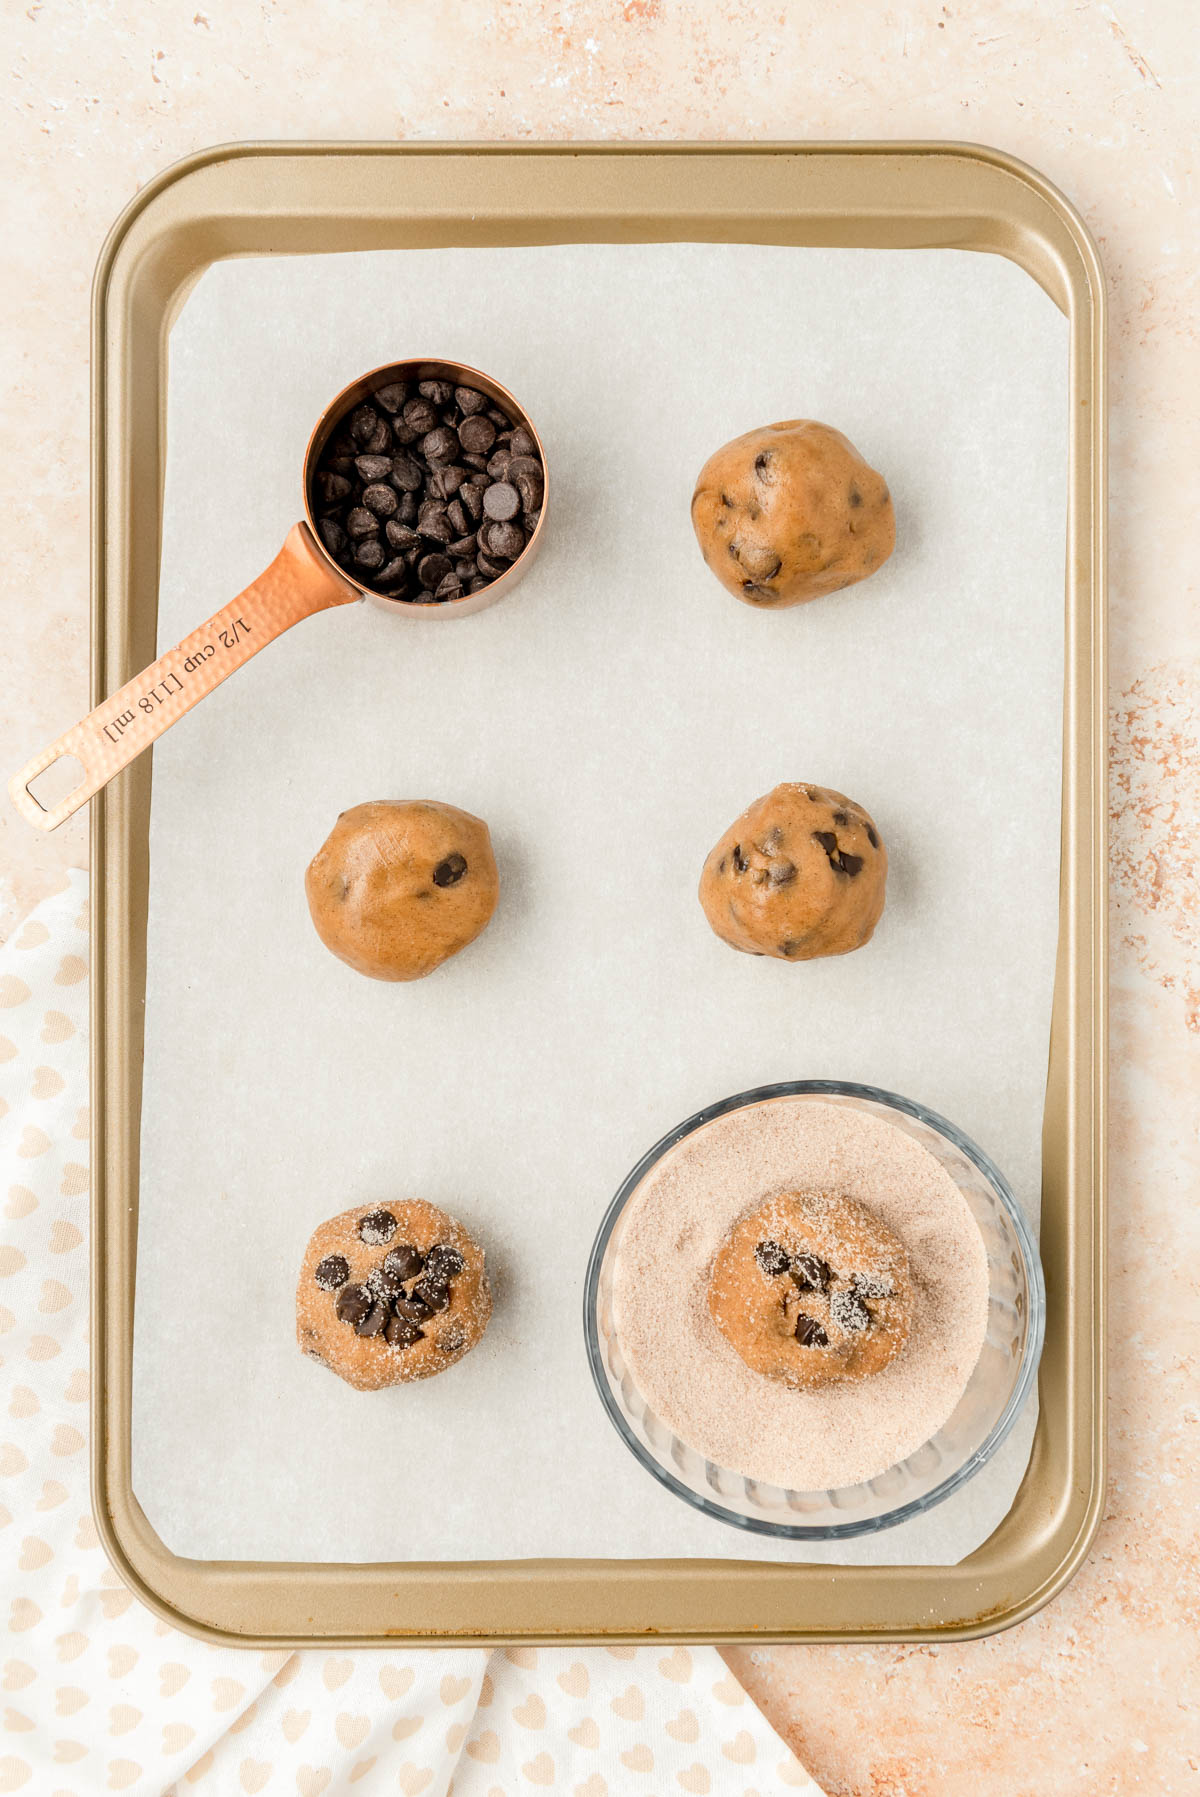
{"left": 582, "top": 1078, "right": 1046, "bottom": 1540}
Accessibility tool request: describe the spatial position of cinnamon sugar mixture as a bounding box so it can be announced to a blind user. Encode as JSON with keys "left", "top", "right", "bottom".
{"left": 612, "top": 1098, "right": 990, "bottom": 1490}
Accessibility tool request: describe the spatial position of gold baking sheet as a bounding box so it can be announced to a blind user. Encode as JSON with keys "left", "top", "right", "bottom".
{"left": 91, "top": 142, "right": 1106, "bottom": 1645}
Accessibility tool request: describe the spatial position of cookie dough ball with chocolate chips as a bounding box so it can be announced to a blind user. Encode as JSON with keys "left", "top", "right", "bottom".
{"left": 699, "top": 782, "right": 886, "bottom": 962}
{"left": 305, "top": 799, "right": 499, "bottom": 981}
{"left": 691, "top": 420, "right": 894, "bottom": 608}
{"left": 297, "top": 1199, "right": 492, "bottom": 1390}
{"left": 707, "top": 1190, "right": 913, "bottom": 1391}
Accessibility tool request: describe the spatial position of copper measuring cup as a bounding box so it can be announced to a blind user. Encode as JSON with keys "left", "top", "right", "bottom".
{"left": 9, "top": 359, "right": 548, "bottom": 832}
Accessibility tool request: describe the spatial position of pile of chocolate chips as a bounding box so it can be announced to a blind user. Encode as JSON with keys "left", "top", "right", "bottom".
{"left": 314, "top": 1208, "right": 465, "bottom": 1351}
{"left": 754, "top": 1237, "right": 891, "bottom": 1348}
{"left": 310, "top": 379, "right": 544, "bottom": 603}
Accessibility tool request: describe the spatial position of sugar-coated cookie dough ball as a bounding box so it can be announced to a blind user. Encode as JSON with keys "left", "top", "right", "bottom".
{"left": 699, "top": 782, "right": 886, "bottom": 961}
{"left": 305, "top": 799, "right": 498, "bottom": 981}
{"left": 708, "top": 1191, "right": 913, "bottom": 1391}
{"left": 691, "top": 420, "right": 894, "bottom": 608}
{"left": 297, "top": 1199, "right": 492, "bottom": 1390}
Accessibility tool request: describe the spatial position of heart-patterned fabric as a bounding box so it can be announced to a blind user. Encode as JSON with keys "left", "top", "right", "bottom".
{"left": 0, "top": 872, "right": 821, "bottom": 1795}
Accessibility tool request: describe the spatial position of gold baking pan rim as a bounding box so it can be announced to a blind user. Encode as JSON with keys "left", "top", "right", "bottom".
{"left": 90, "top": 140, "right": 1106, "bottom": 1646}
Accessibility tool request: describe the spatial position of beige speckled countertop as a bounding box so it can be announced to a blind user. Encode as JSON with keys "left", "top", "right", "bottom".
{"left": 3, "top": 3, "right": 1196, "bottom": 1791}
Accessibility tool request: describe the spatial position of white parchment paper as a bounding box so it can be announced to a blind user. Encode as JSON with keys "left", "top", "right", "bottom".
{"left": 133, "top": 244, "right": 1066, "bottom": 1565}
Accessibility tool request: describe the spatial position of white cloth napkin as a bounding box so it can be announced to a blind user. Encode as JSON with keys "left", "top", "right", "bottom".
{"left": 0, "top": 872, "right": 821, "bottom": 1796}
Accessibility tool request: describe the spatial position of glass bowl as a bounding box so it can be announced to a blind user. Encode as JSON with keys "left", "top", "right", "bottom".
{"left": 584, "top": 1080, "right": 1044, "bottom": 1540}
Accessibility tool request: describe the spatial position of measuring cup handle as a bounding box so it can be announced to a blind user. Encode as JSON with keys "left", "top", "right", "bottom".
{"left": 9, "top": 523, "right": 359, "bottom": 833}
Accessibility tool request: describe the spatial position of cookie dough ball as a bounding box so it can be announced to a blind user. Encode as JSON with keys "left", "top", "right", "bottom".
{"left": 297, "top": 1199, "right": 492, "bottom": 1390}
{"left": 691, "top": 420, "right": 894, "bottom": 608}
{"left": 708, "top": 1191, "right": 913, "bottom": 1391}
{"left": 699, "top": 782, "right": 886, "bottom": 961}
{"left": 306, "top": 799, "right": 498, "bottom": 981}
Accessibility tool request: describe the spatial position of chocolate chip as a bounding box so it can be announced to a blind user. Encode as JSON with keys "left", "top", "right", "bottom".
{"left": 363, "top": 482, "right": 399, "bottom": 518}
{"left": 754, "top": 450, "right": 776, "bottom": 482}
{"left": 832, "top": 810, "right": 849, "bottom": 826}
{"left": 486, "top": 406, "right": 509, "bottom": 428}
{"left": 849, "top": 486, "right": 863, "bottom": 507}
{"left": 460, "top": 483, "right": 485, "bottom": 522}
{"left": 335, "top": 1284, "right": 371, "bottom": 1326}
{"left": 421, "top": 425, "right": 459, "bottom": 464}
{"left": 418, "top": 510, "right": 453, "bottom": 546}
{"left": 791, "top": 1253, "right": 832, "bottom": 1293}
{"left": 475, "top": 549, "right": 508, "bottom": 580}
{"left": 418, "top": 378, "right": 455, "bottom": 407}
{"left": 318, "top": 518, "right": 347, "bottom": 558}
{"left": 390, "top": 454, "right": 424, "bottom": 492}
{"left": 385, "top": 520, "right": 420, "bottom": 552}
{"left": 509, "top": 426, "right": 537, "bottom": 457}
{"left": 455, "top": 385, "right": 489, "bottom": 415}
{"left": 417, "top": 553, "right": 453, "bottom": 591}
{"left": 866, "top": 824, "right": 879, "bottom": 850}
{"left": 369, "top": 1262, "right": 404, "bottom": 1299}
{"left": 354, "top": 539, "right": 385, "bottom": 571}
{"left": 438, "top": 1325, "right": 467, "bottom": 1353}
{"left": 384, "top": 1243, "right": 424, "bottom": 1281}
{"left": 812, "top": 829, "right": 864, "bottom": 878}
{"left": 731, "top": 844, "right": 747, "bottom": 873}
{"left": 374, "top": 382, "right": 408, "bottom": 413}
{"left": 487, "top": 448, "right": 513, "bottom": 480}
{"left": 435, "top": 574, "right": 464, "bottom": 602}
{"left": 358, "top": 1207, "right": 397, "bottom": 1245}
{"left": 346, "top": 507, "right": 379, "bottom": 539}
{"left": 449, "top": 534, "right": 478, "bottom": 558}
{"left": 830, "top": 1289, "right": 871, "bottom": 1333}
{"left": 852, "top": 1272, "right": 895, "bottom": 1300}
{"left": 385, "top": 1313, "right": 424, "bottom": 1348}
{"left": 314, "top": 1254, "right": 349, "bottom": 1290}
{"left": 768, "top": 860, "right": 797, "bottom": 885}
{"left": 483, "top": 520, "right": 525, "bottom": 561}
{"left": 412, "top": 1278, "right": 450, "bottom": 1313}
{"left": 794, "top": 1313, "right": 829, "bottom": 1348}
{"left": 427, "top": 463, "right": 467, "bottom": 500}
{"left": 755, "top": 1240, "right": 791, "bottom": 1276}
{"left": 458, "top": 415, "right": 496, "bottom": 456}
{"left": 353, "top": 454, "right": 390, "bottom": 483}
{"left": 355, "top": 1299, "right": 390, "bottom": 1338}
{"left": 432, "top": 853, "right": 467, "bottom": 887}
{"left": 402, "top": 396, "right": 438, "bottom": 435}
{"left": 483, "top": 480, "right": 520, "bottom": 522}
{"left": 393, "top": 1294, "right": 431, "bottom": 1323}
{"left": 361, "top": 418, "right": 392, "bottom": 454}
{"left": 426, "top": 1243, "right": 465, "bottom": 1280}
{"left": 349, "top": 403, "right": 382, "bottom": 443}
{"left": 315, "top": 472, "right": 352, "bottom": 508}
{"left": 376, "top": 556, "right": 408, "bottom": 586}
